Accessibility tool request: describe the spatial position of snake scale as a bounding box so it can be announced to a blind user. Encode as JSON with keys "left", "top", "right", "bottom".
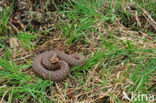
{"left": 32, "top": 50, "right": 87, "bottom": 82}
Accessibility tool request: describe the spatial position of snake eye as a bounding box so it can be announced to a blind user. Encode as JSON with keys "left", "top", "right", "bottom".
{"left": 71, "top": 54, "right": 80, "bottom": 60}
{"left": 74, "top": 56, "right": 80, "bottom": 60}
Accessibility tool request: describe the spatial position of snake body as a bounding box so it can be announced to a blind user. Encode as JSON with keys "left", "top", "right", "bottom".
{"left": 32, "top": 50, "right": 87, "bottom": 82}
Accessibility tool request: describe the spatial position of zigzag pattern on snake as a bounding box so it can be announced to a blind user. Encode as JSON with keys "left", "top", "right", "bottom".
{"left": 32, "top": 50, "right": 87, "bottom": 82}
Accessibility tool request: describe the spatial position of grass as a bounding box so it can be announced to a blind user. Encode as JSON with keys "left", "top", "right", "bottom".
{"left": 0, "top": 0, "right": 155, "bottom": 102}
{"left": 0, "top": 3, "right": 13, "bottom": 35}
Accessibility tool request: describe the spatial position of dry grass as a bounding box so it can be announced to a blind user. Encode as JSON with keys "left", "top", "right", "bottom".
{"left": 0, "top": 0, "right": 155, "bottom": 103}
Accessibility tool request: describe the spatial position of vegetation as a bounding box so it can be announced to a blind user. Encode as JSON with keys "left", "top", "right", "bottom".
{"left": 0, "top": 0, "right": 155, "bottom": 102}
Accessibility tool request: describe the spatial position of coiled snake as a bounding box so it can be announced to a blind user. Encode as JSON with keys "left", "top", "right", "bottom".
{"left": 32, "top": 50, "right": 87, "bottom": 82}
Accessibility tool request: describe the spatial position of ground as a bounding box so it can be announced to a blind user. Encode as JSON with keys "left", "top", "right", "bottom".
{"left": 0, "top": 0, "right": 155, "bottom": 103}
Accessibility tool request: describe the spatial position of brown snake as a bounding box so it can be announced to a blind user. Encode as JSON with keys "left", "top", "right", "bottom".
{"left": 32, "top": 50, "right": 87, "bottom": 82}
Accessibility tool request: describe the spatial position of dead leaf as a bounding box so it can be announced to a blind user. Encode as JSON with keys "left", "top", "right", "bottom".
{"left": 67, "top": 88, "right": 75, "bottom": 99}
{"left": 10, "top": 38, "right": 19, "bottom": 48}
